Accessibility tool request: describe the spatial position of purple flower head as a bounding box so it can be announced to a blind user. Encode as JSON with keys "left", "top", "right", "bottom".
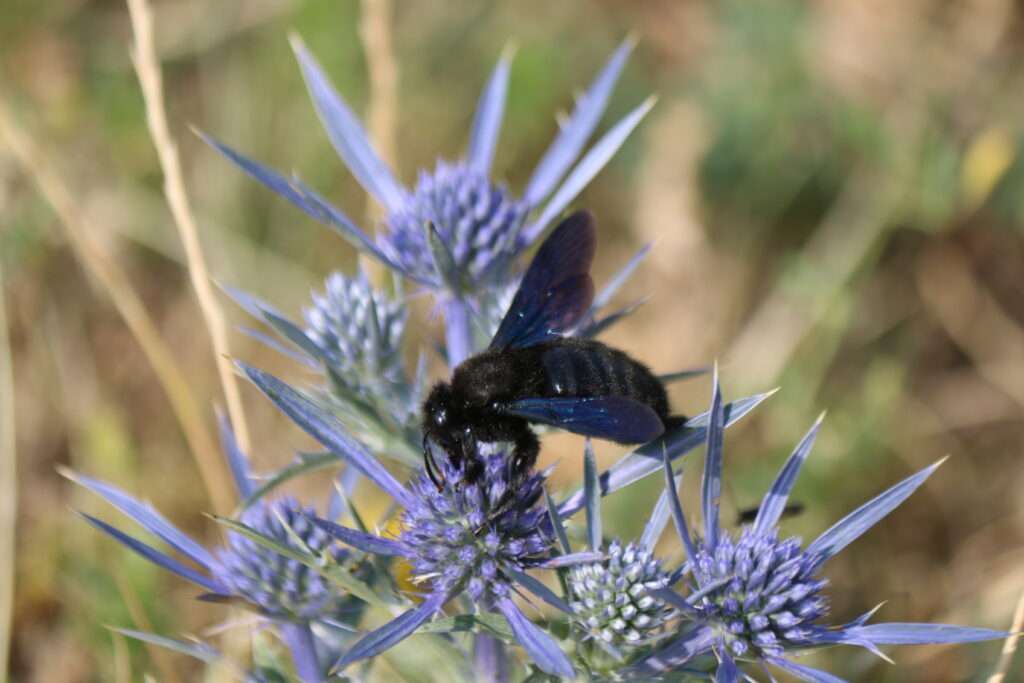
{"left": 685, "top": 528, "right": 827, "bottom": 660}
{"left": 400, "top": 446, "right": 552, "bottom": 602}
{"left": 303, "top": 272, "right": 407, "bottom": 388}
{"left": 381, "top": 160, "right": 529, "bottom": 287}
{"left": 215, "top": 497, "right": 349, "bottom": 620}
{"left": 630, "top": 370, "right": 1007, "bottom": 681}
{"left": 200, "top": 36, "right": 651, "bottom": 292}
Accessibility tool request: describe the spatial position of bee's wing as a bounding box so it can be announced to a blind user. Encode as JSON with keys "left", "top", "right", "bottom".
{"left": 502, "top": 396, "right": 665, "bottom": 443}
{"left": 489, "top": 211, "right": 595, "bottom": 351}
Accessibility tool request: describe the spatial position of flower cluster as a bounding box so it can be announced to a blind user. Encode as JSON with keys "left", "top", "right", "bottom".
{"left": 400, "top": 448, "right": 552, "bottom": 601}
{"left": 67, "top": 29, "right": 1009, "bottom": 683}
{"left": 568, "top": 539, "right": 673, "bottom": 648}
{"left": 216, "top": 497, "right": 348, "bottom": 621}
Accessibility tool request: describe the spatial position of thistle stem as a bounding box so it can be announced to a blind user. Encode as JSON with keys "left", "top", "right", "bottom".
{"left": 444, "top": 296, "right": 474, "bottom": 366}
{"left": 473, "top": 632, "right": 509, "bottom": 683}
{"left": 282, "top": 622, "right": 322, "bottom": 683}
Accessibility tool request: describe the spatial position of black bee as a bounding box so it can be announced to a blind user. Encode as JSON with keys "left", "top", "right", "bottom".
{"left": 422, "top": 210, "right": 683, "bottom": 486}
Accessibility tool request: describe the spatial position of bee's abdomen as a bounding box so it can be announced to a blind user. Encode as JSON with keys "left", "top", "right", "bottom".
{"left": 540, "top": 340, "right": 669, "bottom": 419}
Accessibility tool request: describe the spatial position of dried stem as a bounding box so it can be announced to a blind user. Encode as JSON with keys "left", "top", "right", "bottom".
{"left": 987, "top": 586, "right": 1024, "bottom": 683}
{"left": 0, "top": 100, "right": 233, "bottom": 515}
{"left": 0, "top": 261, "right": 15, "bottom": 683}
{"left": 126, "top": 0, "right": 253, "bottom": 456}
{"left": 359, "top": 0, "right": 398, "bottom": 285}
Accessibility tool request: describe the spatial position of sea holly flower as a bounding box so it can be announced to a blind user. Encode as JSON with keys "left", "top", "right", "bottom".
{"left": 201, "top": 35, "right": 650, "bottom": 294}
{"left": 630, "top": 372, "right": 1006, "bottom": 682}
{"left": 225, "top": 274, "right": 424, "bottom": 462}
{"left": 557, "top": 442, "right": 679, "bottom": 675}
{"left": 236, "top": 361, "right": 773, "bottom": 679}
{"left": 302, "top": 270, "right": 422, "bottom": 425}
{"left": 64, "top": 416, "right": 366, "bottom": 682}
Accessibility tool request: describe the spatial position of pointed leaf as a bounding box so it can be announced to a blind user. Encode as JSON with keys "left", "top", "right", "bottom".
{"left": 291, "top": 36, "right": 406, "bottom": 212}
{"left": 524, "top": 97, "right": 655, "bottom": 243}
{"left": 109, "top": 628, "right": 220, "bottom": 664}
{"left": 426, "top": 223, "right": 459, "bottom": 291}
{"left": 79, "top": 513, "right": 222, "bottom": 593}
{"left": 524, "top": 38, "right": 634, "bottom": 206}
{"left": 238, "top": 363, "right": 414, "bottom": 507}
{"left": 308, "top": 515, "right": 408, "bottom": 557}
{"left": 662, "top": 449, "right": 697, "bottom": 562}
{"left": 658, "top": 367, "right": 711, "bottom": 384}
{"left": 417, "top": 614, "right": 515, "bottom": 642}
{"left": 847, "top": 622, "right": 1007, "bottom": 645}
{"left": 200, "top": 134, "right": 413, "bottom": 280}
{"left": 806, "top": 459, "right": 946, "bottom": 562}
{"left": 333, "top": 591, "right": 447, "bottom": 671}
{"left": 239, "top": 452, "right": 341, "bottom": 511}
{"left": 222, "top": 284, "right": 325, "bottom": 363}
{"left": 506, "top": 568, "right": 573, "bottom": 614}
{"left": 555, "top": 391, "right": 774, "bottom": 520}
{"left": 468, "top": 48, "right": 511, "bottom": 173}
{"left": 212, "top": 516, "right": 386, "bottom": 608}
{"left": 639, "top": 471, "right": 680, "bottom": 552}
{"left": 65, "top": 471, "right": 215, "bottom": 570}
{"left": 767, "top": 656, "right": 848, "bottom": 683}
{"left": 754, "top": 414, "right": 823, "bottom": 536}
{"left": 495, "top": 598, "right": 574, "bottom": 679}
{"left": 628, "top": 626, "right": 716, "bottom": 676}
{"left": 536, "top": 551, "right": 603, "bottom": 569}
{"left": 579, "top": 299, "right": 646, "bottom": 338}
{"left": 583, "top": 440, "right": 601, "bottom": 551}
{"left": 217, "top": 410, "right": 254, "bottom": 500}
{"left": 715, "top": 650, "right": 740, "bottom": 683}
{"left": 544, "top": 488, "right": 571, "bottom": 555}
{"left": 592, "top": 243, "right": 650, "bottom": 311}
{"left": 702, "top": 369, "right": 724, "bottom": 551}
{"left": 238, "top": 325, "right": 318, "bottom": 368}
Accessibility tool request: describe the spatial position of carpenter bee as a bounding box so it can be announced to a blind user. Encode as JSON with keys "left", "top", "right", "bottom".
{"left": 422, "top": 210, "right": 684, "bottom": 487}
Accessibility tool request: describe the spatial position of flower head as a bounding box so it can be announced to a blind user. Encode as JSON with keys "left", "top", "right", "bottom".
{"left": 216, "top": 497, "right": 348, "bottom": 620}
{"left": 685, "top": 528, "right": 826, "bottom": 659}
{"left": 303, "top": 271, "right": 419, "bottom": 424}
{"left": 630, "top": 372, "right": 1006, "bottom": 681}
{"left": 380, "top": 160, "right": 529, "bottom": 287}
{"left": 67, "top": 420, "right": 359, "bottom": 624}
{"left": 568, "top": 539, "right": 673, "bottom": 647}
{"left": 400, "top": 447, "right": 552, "bottom": 602}
{"left": 202, "top": 36, "right": 649, "bottom": 293}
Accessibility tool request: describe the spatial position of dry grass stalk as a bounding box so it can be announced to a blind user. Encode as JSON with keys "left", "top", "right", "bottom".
{"left": 126, "top": 0, "right": 253, "bottom": 456}
{"left": 359, "top": 0, "right": 398, "bottom": 285}
{"left": 0, "top": 261, "right": 15, "bottom": 683}
{"left": 987, "top": 586, "right": 1024, "bottom": 682}
{"left": 0, "top": 100, "right": 233, "bottom": 515}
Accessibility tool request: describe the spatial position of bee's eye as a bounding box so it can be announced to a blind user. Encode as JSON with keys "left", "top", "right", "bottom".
{"left": 434, "top": 408, "right": 447, "bottom": 426}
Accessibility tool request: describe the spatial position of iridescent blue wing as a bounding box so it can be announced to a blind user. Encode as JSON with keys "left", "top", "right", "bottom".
{"left": 489, "top": 211, "right": 595, "bottom": 350}
{"left": 503, "top": 396, "right": 665, "bottom": 443}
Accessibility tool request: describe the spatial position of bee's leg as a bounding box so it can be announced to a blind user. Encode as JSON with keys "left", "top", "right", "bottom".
{"left": 422, "top": 435, "right": 445, "bottom": 491}
{"left": 460, "top": 428, "right": 484, "bottom": 483}
{"left": 511, "top": 428, "right": 540, "bottom": 479}
{"left": 662, "top": 415, "right": 689, "bottom": 432}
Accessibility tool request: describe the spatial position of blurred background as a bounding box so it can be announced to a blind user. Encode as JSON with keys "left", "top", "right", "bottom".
{"left": 3, "top": 0, "right": 1024, "bottom": 680}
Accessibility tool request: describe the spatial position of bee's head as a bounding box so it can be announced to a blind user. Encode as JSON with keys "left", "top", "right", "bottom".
{"left": 422, "top": 382, "right": 462, "bottom": 444}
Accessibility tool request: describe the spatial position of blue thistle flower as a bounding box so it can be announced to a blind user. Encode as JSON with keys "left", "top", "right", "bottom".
{"left": 215, "top": 496, "right": 347, "bottom": 620}
{"left": 235, "top": 362, "right": 774, "bottom": 679}
{"left": 200, "top": 36, "right": 651, "bottom": 293}
{"left": 302, "top": 271, "right": 420, "bottom": 423}
{"left": 400, "top": 447, "right": 552, "bottom": 602}
{"left": 65, "top": 416, "right": 343, "bottom": 681}
{"left": 630, "top": 370, "right": 1006, "bottom": 682}
{"left": 568, "top": 539, "right": 673, "bottom": 648}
